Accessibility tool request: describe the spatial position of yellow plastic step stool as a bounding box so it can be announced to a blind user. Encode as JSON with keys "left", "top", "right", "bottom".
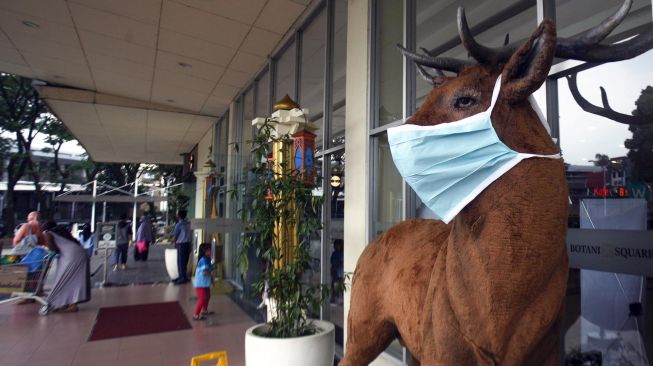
{"left": 190, "top": 351, "right": 228, "bottom": 366}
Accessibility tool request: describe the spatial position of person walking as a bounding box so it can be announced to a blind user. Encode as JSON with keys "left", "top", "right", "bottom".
{"left": 134, "top": 215, "right": 153, "bottom": 262}
{"left": 193, "top": 243, "right": 213, "bottom": 320}
{"left": 79, "top": 224, "right": 97, "bottom": 258}
{"left": 172, "top": 210, "right": 192, "bottom": 284}
{"left": 113, "top": 214, "right": 131, "bottom": 271}
{"left": 39, "top": 221, "right": 91, "bottom": 315}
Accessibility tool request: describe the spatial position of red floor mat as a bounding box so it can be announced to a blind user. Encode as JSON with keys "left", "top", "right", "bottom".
{"left": 88, "top": 301, "right": 191, "bottom": 341}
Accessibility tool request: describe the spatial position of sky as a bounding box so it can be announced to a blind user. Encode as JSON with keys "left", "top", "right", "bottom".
{"left": 1, "top": 130, "right": 86, "bottom": 157}
{"left": 557, "top": 50, "right": 653, "bottom": 166}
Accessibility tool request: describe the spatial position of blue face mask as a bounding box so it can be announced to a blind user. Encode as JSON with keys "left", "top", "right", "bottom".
{"left": 388, "top": 75, "right": 560, "bottom": 224}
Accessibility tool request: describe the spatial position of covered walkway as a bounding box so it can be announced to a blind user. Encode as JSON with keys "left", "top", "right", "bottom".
{"left": 89, "top": 244, "right": 174, "bottom": 287}
{"left": 0, "top": 282, "right": 254, "bottom": 366}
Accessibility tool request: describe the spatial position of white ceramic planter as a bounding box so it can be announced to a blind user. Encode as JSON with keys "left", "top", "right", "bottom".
{"left": 245, "top": 320, "right": 335, "bottom": 366}
{"left": 164, "top": 248, "right": 179, "bottom": 280}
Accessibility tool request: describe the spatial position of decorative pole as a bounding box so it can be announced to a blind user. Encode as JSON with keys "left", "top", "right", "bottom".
{"left": 252, "top": 95, "right": 317, "bottom": 269}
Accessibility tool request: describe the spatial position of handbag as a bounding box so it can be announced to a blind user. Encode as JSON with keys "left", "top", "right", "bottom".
{"left": 136, "top": 240, "right": 148, "bottom": 254}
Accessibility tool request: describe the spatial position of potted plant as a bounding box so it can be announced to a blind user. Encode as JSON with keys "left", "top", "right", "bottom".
{"left": 238, "top": 117, "right": 334, "bottom": 366}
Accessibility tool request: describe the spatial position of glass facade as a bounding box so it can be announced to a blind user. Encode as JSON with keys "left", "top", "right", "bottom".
{"left": 210, "top": 0, "right": 653, "bottom": 363}
{"left": 300, "top": 7, "right": 326, "bottom": 147}
{"left": 216, "top": 0, "right": 349, "bottom": 350}
{"left": 274, "top": 40, "right": 296, "bottom": 103}
{"left": 330, "top": 0, "right": 347, "bottom": 146}
{"left": 372, "top": 134, "right": 403, "bottom": 237}
{"left": 376, "top": 0, "right": 404, "bottom": 126}
{"left": 370, "top": 0, "right": 653, "bottom": 364}
{"left": 256, "top": 69, "right": 270, "bottom": 117}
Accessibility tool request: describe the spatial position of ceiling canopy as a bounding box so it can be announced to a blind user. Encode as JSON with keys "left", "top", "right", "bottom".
{"left": 0, "top": 0, "right": 310, "bottom": 163}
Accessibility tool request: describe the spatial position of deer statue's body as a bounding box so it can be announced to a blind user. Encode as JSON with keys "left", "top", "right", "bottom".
{"left": 340, "top": 1, "right": 653, "bottom": 365}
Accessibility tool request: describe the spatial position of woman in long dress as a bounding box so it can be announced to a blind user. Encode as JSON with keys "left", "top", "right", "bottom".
{"left": 39, "top": 221, "right": 91, "bottom": 315}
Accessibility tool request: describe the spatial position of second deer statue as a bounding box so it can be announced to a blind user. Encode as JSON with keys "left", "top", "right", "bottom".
{"left": 340, "top": 1, "right": 653, "bottom": 365}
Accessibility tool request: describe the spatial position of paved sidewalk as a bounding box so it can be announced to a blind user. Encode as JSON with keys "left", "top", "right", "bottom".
{"left": 90, "top": 243, "right": 174, "bottom": 287}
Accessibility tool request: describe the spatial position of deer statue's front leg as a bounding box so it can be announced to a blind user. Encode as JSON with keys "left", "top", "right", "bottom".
{"left": 340, "top": 220, "right": 448, "bottom": 366}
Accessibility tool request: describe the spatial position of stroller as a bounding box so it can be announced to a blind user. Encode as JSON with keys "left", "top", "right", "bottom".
{"left": 0, "top": 247, "right": 55, "bottom": 312}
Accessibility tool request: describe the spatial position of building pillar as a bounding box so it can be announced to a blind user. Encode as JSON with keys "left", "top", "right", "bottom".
{"left": 344, "top": 0, "right": 371, "bottom": 357}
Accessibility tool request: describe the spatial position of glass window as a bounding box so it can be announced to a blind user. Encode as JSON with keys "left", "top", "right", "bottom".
{"left": 327, "top": 149, "right": 345, "bottom": 346}
{"left": 377, "top": 0, "right": 404, "bottom": 126}
{"left": 563, "top": 269, "right": 653, "bottom": 364}
{"left": 301, "top": 8, "right": 326, "bottom": 148}
{"left": 217, "top": 115, "right": 229, "bottom": 176}
{"left": 242, "top": 88, "right": 256, "bottom": 176}
{"left": 331, "top": 104, "right": 345, "bottom": 148}
{"left": 256, "top": 69, "right": 270, "bottom": 117}
{"left": 372, "top": 134, "right": 403, "bottom": 237}
{"left": 415, "top": 0, "right": 537, "bottom": 109}
{"left": 274, "top": 41, "right": 296, "bottom": 103}
{"left": 556, "top": 0, "right": 651, "bottom": 39}
{"left": 330, "top": 0, "right": 347, "bottom": 146}
{"left": 558, "top": 49, "right": 653, "bottom": 229}
{"left": 215, "top": 116, "right": 229, "bottom": 218}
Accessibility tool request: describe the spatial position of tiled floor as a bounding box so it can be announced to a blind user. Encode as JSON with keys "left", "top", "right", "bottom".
{"left": 0, "top": 284, "right": 255, "bottom": 366}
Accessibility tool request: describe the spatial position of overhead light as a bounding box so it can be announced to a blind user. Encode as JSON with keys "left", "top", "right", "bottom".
{"left": 22, "top": 20, "right": 40, "bottom": 29}
{"left": 177, "top": 62, "right": 192, "bottom": 68}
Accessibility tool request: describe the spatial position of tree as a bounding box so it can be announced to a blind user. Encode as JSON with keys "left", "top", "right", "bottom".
{"left": 148, "top": 164, "right": 185, "bottom": 223}
{"left": 42, "top": 118, "right": 80, "bottom": 193}
{"left": 624, "top": 86, "right": 653, "bottom": 182}
{"left": 0, "top": 73, "right": 51, "bottom": 231}
{"left": 592, "top": 153, "right": 610, "bottom": 168}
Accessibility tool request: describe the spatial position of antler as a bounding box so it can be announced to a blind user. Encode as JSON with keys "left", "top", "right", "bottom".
{"left": 566, "top": 74, "right": 651, "bottom": 125}
{"left": 396, "top": 44, "right": 472, "bottom": 76}
{"left": 458, "top": 0, "right": 653, "bottom": 63}
{"left": 400, "top": 0, "right": 653, "bottom": 87}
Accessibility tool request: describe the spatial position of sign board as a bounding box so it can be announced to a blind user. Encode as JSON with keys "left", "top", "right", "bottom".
{"left": 0, "top": 265, "right": 28, "bottom": 293}
{"left": 97, "top": 222, "right": 117, "bottom": 249}
{"left": 567, "top": 228, "right": 653, "bottom": 277}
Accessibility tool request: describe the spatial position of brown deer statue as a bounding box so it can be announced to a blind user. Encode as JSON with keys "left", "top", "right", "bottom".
{"left": 340, "top": 1, "right": 653, "bottom": 365}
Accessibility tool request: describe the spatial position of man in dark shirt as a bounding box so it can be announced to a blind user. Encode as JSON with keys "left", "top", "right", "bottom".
{"left": 172, "top": 210, "right": 192, "bottom": 284}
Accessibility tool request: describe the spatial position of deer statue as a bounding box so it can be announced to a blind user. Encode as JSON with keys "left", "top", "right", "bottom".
{"left": 340, "top": 1, "right": 653, "bottom": 365}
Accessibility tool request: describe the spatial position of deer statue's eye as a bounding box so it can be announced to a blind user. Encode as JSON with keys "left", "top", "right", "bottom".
{"left": 454, "top": 96, "right": 476, "bottom": 109}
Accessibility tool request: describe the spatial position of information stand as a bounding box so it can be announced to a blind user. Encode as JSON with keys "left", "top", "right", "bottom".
{"left": 97, "top": 222, "right": 117, "bottom": 287}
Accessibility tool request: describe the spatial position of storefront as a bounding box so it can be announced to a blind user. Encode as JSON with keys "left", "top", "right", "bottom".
{"left": 194, "top": 0, "right": 653, "bottom": 364}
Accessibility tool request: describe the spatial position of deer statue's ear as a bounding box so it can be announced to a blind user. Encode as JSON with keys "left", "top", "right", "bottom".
{"left": 500, "top": 19, "right": 556, "bottom": 103}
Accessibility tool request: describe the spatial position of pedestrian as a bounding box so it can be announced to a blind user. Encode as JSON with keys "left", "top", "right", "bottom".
{"left": 113, "top": 213, "right": 131, "bottom": 271}
{"left": 11, "top": 211, "right": 45, "bottom": 304}
{"left": 330, "top": 239, "right": 344, "bottom": 303}
{"left": 193, "top": 242, "right": 213, "bottom": 320}
{"left": 172, "top": 210, "right": 192, "bottom": 284}
{"left": 39, "top": 221, "right": 91, "bottom": 315}
{"left": 134, "top": 214, "right": 153, "bottom": 261}
{"left": 12, "top": 211, "right": 44, "bottom": 253}
{"left": 79, "top": 224, "right": 97, "bottom": 258}
{"left": 150, "top": 217, "right": 158, "bottom": 245}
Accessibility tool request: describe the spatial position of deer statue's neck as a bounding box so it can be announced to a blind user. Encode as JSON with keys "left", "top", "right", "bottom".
{"left": 443, "top": 101, "right": 569, "bottom": 357}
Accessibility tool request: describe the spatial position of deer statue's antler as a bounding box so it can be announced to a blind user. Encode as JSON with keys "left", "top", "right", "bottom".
{"left": 566, "top": 74, "right": 651, "bottom": 125}
{"left": 401, "top": 0, "right": 653, "bottom": 83}
{"left": 396, "top": 44, "right": 472, "bottom": 76}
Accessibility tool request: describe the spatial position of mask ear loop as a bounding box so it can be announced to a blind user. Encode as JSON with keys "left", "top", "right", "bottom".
{"left": 488, "top": 74, "right": 502, "bottom": 113}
